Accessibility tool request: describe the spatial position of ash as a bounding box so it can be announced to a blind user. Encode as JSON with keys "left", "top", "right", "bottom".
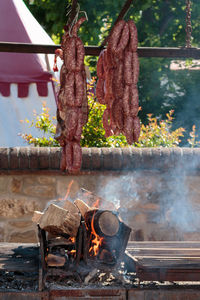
{"left": 0, "top": 270, "right": 38, "bottom": 291}
{"left": 46, "top": 270, "right": 137, "bottom": 290}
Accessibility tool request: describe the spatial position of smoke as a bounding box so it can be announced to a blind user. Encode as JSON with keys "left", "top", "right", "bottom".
{"left": 96, "top": 155, "right": 200, "bottom": 237}
{"left": 160, "top": 160, "right": 200, "bottom": 233}
{"left": 97, "top": 173, "right": 140, "bottom": 211}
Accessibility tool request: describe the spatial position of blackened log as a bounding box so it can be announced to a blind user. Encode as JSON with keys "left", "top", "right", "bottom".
{"left": 85, "top": 210, "right": 120, "bottom": 237}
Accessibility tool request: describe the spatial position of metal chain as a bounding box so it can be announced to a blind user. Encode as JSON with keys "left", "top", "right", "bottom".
{"left": 185, "top": 0, "right": 192, "bottom": 48}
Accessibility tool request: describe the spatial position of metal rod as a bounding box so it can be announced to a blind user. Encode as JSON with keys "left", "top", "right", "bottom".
{"left": 1, "top": 42, "right": 200, "bottom": 58}
{"left": 101, "top": 0, "right": 133, "bottom": 47}
{"left": 67, "top": 0, "right": 78, "bottom": 27}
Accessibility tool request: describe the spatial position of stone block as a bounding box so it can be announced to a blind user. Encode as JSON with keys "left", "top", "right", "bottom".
{"left": 0, "top": 197, "right": 41, "bottom": 218}
{"left": 112, "top": 148, "right": 123, "bottom": 170}
{"left": 56, "top": 177, "right": 79, "bottom": 199}
{"left": 102, "top": 148, "right": 113, "bottom": 170}
{"left": 29, "top": 147, "right": 39, "bottom": 169}
{"left": 9, "top": 220, "right": 33, "bottom": 229}
{"left": 9, "top": 229, "right": 37, "bottom": 243}
{"left": 0, "top": 177, "right": 10, "bottom": 193}
{"left": 122, "top": 147, "right": 132, "bottom": 170}
{"left": 82, "top": 148, "right": 91, "bottom": 170}
{"left": 19, "top": 147, "right": 30, "bottom": 169}
{"left": 23, "top": 176, "right": 37, "bottom": 185}
{"left": 23, "top": 185, "right": 56, "bottom": 199}
{"left": 133, "top": 213, "right": 147, "bottom": 224}
{"left": 49, "top": 147, "right": 61, "bottom": 169}
{"left": 0, "top": 148, "right": 9, "bottom": 169}
{"left": 38, "top": 176, "right": 56, "bottom": 185}
{"left": 10, "top": 148, "right": 19, "bottom": 169}
{"left": 38, "top": 148, "right": 50, "bottom": 169}
{"left": 11, "top": 178, "right": 22, "bottom": 193}
{"left": 90, "top": 147, "right": 102, "bottom": 170}
{"left": 138, "top": 203, "right": 160, "bottom": 211}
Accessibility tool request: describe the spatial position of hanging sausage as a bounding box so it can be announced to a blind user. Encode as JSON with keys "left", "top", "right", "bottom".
{"left": 96, "top": 19, "right": 140, "bottom": 144}
{"left": 55, "top": 17, "right": 88, "bottom": 173}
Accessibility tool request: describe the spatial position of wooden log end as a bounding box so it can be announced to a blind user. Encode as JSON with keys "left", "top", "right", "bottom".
{"left": 32, "top": 211, "right": 44, "bottom": 224}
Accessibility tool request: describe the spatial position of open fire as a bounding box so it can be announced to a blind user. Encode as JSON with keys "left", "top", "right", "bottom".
{"left": 33, "top": 187, "right": 132, "bottom": 290}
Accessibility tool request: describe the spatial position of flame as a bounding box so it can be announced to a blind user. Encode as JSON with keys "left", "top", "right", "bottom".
{"left": 93, "top": 198, "right": 100, "bottom": 208}
{"left": 63, "top": 180, "right": 74, "bottom": 201}
{"left": 69, "top": 237, "right": 75, "bottom": 243}
{"left": 89, "top": 213, "right": 103, "bottom": 256}
{"left": 70, "top": 250, "right": 76, "bottom": 254}
{"left": 68, "top": 249, "right": 76, "bottom": 257}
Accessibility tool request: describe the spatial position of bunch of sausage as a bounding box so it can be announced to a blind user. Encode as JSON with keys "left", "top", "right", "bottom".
{"left": 55, "top": 17, "right": 88, "bottom": 173}
{"left": 96, "top": 19, "right": 140, "bottom": 144}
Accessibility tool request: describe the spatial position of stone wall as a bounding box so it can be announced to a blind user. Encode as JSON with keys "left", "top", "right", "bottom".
{"left": 1, "top": 147, "right": 200, "bottom": 243}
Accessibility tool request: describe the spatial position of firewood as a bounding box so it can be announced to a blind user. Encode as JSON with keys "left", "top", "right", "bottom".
{"left": 45, "top": 254, "right": 66, "bottom": 267}
{"left": 97, "top": 211, "right": 120, "bottom": 236}
{"left": 32, "top": 211, "right": 44, "bottom": 223}
{"left": 74, "top": 198, "right": 92, "bottom": 217}
{"left": 77, "top": 188, "right": 116, "bottom": 210}
{"left": 62, "top": 199, "right": 79, "bottom": 214}
{"left": 85, "top": 210, "right": 120, "bottom": 237}
{"left": 39, "top": 204, "right": 81, "bottom": 237}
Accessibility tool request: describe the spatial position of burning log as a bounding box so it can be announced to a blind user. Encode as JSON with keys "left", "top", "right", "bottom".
{"left": 32, "top": 211, "right": 44, "bottom": 224}
{"left": 45, "top": 253, "right": 66, "bottom": 267}
{"left": 85, "top": 210, "right": 120, "bottom": 237}
{"left": 74, "top": 198, "right": 93, "bottom": 217}
{"left": 39, "top": 204, "right": 81, "bottom": 237}
{"left": 77, "top": 188, "right": 116, "bottom": 210}
{"left": 62, "top": 199, "right": 79, "bottom": 214}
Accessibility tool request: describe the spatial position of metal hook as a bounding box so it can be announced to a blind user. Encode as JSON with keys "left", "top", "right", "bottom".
{"left": 79, "top": 10, "right": 88, "bottom": 22}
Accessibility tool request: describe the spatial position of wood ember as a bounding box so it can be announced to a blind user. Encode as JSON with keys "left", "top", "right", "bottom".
{"left": 39, "top": 204, "right": 81, "bottom": 237}
{"left": 45, "top": 254, "right": 66, "bottom": 267}
{"left": 84, "top": 268, "right": 98, "bottom": 284}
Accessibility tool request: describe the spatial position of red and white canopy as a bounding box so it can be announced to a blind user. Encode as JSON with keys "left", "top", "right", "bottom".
{"left": 0, "top": 0, "right": 60, "bottom": 147}
{"left": 0, "top": 0, "right": 55, "bottom": 97}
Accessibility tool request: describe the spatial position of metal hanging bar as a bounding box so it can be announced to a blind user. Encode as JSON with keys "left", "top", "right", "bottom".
{"left": 0, "top": 42, "right": 200, "bottom": 58}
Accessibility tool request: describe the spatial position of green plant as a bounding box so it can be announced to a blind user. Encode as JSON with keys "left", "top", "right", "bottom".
{"left": 20, "top": 80, "right": 185, "bottom": 148}
{"left": 135, "top": 110, "right": 185, "bottom": 147}
{"left": 188, "top": 125, "right": 200, "bottom": 148}
{"left": 19, "top": 101, "right": 60, "bottom": 147}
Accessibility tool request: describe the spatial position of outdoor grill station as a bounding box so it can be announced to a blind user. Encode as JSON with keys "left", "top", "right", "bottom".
{"left": 1, "top": 0, "right": 200, "bottom": 299}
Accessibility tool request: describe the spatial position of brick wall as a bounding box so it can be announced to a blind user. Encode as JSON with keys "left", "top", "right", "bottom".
{"left": 0, "top": 147, "right": 200, "bottom": 243}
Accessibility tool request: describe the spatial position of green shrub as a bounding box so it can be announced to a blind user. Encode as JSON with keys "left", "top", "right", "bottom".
{"left": 20, "top": 79, "right": 185, "bottom": 148}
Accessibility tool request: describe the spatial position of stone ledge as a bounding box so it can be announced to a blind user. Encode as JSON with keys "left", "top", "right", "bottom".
{"left": 0, "top": 147, "right": 199, "bottom": 172}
